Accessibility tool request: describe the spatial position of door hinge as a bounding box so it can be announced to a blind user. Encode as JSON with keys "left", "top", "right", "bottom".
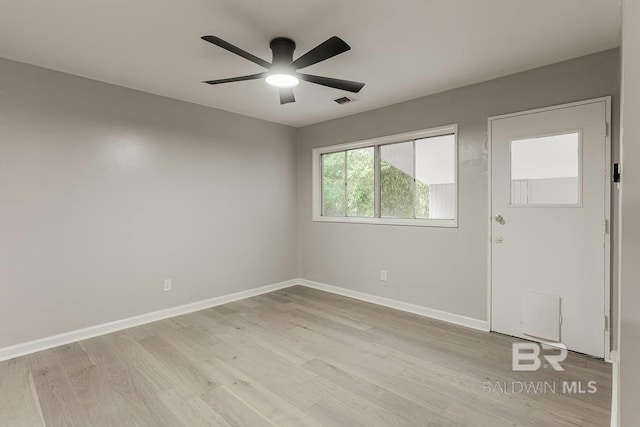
{"left": 604, "top": 315, "right": 609, "bottom": 332}
{"left": 605, "top": 122, "right": 610, "bottom": 137}
{"left": 604, "top": 219, "right": 609, "bottom": 235}
{"left": 613, "top": 163, "right": 621, "bottom": 183}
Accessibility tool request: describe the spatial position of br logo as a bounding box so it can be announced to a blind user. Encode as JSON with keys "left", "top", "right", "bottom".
{"left": 512, "top": 342, "right": 568, "bottom": 371}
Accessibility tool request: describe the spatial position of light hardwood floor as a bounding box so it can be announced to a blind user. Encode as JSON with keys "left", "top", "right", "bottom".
{"left": 0, "top": 286, "right": 611, "bottom": 426}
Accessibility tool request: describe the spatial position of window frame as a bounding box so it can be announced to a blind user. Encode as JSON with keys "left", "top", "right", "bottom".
{"left": 312, "top": 124, "right": 458, "bottom": 227}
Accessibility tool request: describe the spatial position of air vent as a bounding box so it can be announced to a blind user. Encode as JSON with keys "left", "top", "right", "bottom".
{"left": 334, "top": 96, "right": 354, "bottom": 105}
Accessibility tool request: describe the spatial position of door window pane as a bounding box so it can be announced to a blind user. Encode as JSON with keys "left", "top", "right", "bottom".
{"left": 415, "top": 134, "right": 456, "bottom": 219}
{"left": 347, "top": 147, "right": 375, "bottom": 217}
{"left": 322, "top": 151, "right": 346, "bottom": 216}
{"left": 381, "top": 141, "right": 414, "bottom": 218}
{"left": 510, "top": 132, "right": 580, "bottom": 205}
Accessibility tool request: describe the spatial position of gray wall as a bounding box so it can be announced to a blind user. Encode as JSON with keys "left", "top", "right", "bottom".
{"left": 0, "top": 58, "right": 297, "bottom": 348}
{"left": 0, "top": 49, "right": 621, "bottom": 352}
{"left": 619, "top": 1, "right": 640, "bottom": 424}
{"left": 296, "top": 49, "right": 620, "bottom": 323}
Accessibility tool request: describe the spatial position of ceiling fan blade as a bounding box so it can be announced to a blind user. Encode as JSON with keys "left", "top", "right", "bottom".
{"left": 202, "top": 36, "right": 271, "bottom": 69}
{"left": 290, "top": 36, "right": 350, "bottom": 70}
{"left": 203, "top": 73, "right": 267, "bottom": 85}
{"left": 297, "top": 73, "right": 365, "bottom": 93}
{"left": 279, "top": 88, "right": 295, "bottom": 104}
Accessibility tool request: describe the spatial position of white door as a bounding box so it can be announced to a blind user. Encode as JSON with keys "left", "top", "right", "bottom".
{"left": 490, "top": 99, "right": 610, "bottom": 358}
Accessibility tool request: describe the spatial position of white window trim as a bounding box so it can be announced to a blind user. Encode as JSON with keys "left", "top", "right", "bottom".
{"left": 312, "top": 124, "right": 458, "bottom": 228}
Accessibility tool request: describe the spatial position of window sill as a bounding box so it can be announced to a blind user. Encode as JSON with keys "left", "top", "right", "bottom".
{"left": 312, "top": 215, "right": 458, "bottom": 228}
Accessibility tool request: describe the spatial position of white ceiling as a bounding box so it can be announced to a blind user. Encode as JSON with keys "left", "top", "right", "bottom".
{"left": 0, "top": 0, "right": 620, "bottom": 127}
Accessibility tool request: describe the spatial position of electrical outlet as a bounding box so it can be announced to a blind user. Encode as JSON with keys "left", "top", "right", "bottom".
{"left": 163, "top": 279, "right": 172, "bottom": 291}
{"left": 380, "top": 270, "right": 388, "bottom": 282}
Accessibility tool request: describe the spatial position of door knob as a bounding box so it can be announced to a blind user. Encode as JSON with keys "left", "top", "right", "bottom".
{"left": 494, "top": 214, "right": 505, "bottom": 224}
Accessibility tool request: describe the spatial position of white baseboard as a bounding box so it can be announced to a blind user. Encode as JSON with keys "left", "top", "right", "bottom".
{"left": 0, "top": 279, "right": 298, "bottom": 362}
{"left": 610, "top": 350, "right": 619, "bottom": 427}
{"left": 297, "top": 279, "right": 490, "bottom": 332}
{"left": 0, "top": 277, "right": 490, "bottom": 362}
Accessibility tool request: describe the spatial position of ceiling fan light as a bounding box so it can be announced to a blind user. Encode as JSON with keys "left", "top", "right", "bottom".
{"left": 265, "top": 73, "right": 299, "bottom": 88}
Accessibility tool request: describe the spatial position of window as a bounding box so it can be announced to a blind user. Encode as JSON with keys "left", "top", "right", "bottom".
{"left": 380, "top": 141, "right": 414, "bottom": 218}
{"left": 321, "top": 147, "right": 375, "bottom": 217}
{"left": 510, "top": 131, "right": 581, "bottom": 206}
{"left": 313, "top": 125, "right": 457, "bottom": 227}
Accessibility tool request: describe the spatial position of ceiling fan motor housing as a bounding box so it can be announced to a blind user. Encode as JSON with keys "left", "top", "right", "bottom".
{"left": 269, "top": 38, "right": 296, "bottom": 66}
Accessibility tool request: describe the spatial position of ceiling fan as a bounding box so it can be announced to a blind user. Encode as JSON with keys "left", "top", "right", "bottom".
{"left": 201, "top": 35, "right": 365, "bottom": 104}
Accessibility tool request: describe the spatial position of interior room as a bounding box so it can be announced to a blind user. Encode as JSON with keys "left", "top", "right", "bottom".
{"left": 0, "top": 1, "right": 638, "bottom": 426}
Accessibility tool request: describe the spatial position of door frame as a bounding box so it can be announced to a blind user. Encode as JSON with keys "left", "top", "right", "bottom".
{"left": 487, "top": 96, "right": 612, "bottom": 360}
